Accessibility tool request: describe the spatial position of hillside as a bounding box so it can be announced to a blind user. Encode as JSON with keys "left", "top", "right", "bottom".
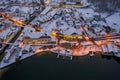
{"left": 88, "top": 0, "right": 120, "bottom": 12}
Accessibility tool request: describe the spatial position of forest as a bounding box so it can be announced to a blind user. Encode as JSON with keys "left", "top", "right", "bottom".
{"left": 88, "top": 0, "right": 120, "bottom": 12}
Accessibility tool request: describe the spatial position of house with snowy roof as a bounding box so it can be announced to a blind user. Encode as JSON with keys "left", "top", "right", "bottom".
{"left": 23, "top": 32, "right": 52, "bottom": 45}
{"left": 22, "top": 44, "right": 31, "bottom": 54}
{"left": 63, "top": 27, "right": 82, "bottom": 35}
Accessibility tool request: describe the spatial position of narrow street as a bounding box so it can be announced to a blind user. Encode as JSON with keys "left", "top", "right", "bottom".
{"left": 0, "top": 4, "right": 45, "bottom": 57}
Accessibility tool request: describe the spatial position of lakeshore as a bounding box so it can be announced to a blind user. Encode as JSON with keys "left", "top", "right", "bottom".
{"left": 0, "top": 52, "right": 120, "bottom": 80}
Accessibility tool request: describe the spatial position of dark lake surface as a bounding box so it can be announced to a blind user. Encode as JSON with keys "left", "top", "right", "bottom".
{"left": 0, "top": 52, "right": 120, "bottom": 80}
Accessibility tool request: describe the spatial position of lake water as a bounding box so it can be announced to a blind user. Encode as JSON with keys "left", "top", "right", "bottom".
{"left": 0, "top": 52, "right": 120, "bottom": 80}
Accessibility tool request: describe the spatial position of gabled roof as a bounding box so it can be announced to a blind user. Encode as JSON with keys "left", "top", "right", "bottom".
{"left": 40, "top": 33, "right": 51, "bottom": 38}
{"left": 63, "top": 27, "right": 82, "bottom": 35}
{"left": 71, "top": 32, "right": 78, "bottom": 35}
{"left": 40, "top": 36, "right": 51, "bottom": 38}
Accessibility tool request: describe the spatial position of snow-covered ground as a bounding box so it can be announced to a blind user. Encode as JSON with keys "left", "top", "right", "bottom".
{"left": 106, "top": 13, "right": 120, "bottom": 32}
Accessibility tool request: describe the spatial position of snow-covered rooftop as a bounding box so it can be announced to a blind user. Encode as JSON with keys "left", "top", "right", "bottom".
{"left": 106, "top": 13, "right": 120, "bottom": 29}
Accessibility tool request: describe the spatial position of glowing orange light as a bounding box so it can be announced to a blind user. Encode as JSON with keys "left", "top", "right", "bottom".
{"left": 19, "top": 42, "right": 24, "bottom": 48}
{"left": 85, "top": 36, "right": 90, "bottom": 41}
{"left": 0, "top": 12, "right": 25, "bottom": 27}
{"left": 51, "top": 31, "right": 57, "bottom": 38}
